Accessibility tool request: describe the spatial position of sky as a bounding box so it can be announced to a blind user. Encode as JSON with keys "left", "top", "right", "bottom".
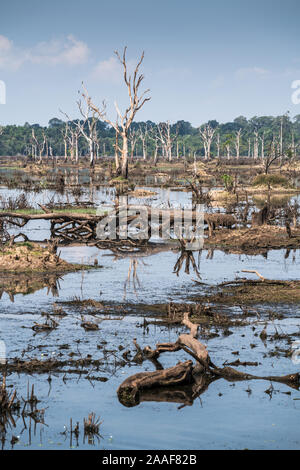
{"left": 0, "top": 0, "right": 300, "bottom": 127}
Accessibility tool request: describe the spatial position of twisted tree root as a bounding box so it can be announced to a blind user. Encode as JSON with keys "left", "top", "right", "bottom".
{"left": 117, "top": 312, "right": 300, "bottom": 407}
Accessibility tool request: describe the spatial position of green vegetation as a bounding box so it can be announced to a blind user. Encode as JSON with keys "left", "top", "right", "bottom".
{"left": 221, "top": 174, "right": 234, "bottom": 192}
{"left": 110, "top": 176, "right": 128, "bottom": 182}
{"left": 252, "top": 174, "right": 290, "bottom": 187}
{"left": 1, "top": 114, "right": 300, "bottom": 158}
{"left": 0, "top": 207, "right": 98, "bottom": 215}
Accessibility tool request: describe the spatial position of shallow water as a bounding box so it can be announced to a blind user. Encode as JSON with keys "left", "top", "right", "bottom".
{"left": 0, "top": 184, "right": 300, "bottom": 450}
{"left": 1, "top": 307, "right": 300, "bottom": 450}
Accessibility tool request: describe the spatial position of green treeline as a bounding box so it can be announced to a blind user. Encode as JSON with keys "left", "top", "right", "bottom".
{"left": 1, "top": 114, "right": 300, "bottom": 158}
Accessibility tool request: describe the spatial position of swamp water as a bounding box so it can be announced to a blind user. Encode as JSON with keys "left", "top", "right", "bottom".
{"left": 0, "top": 185, "right": 300, "bottom": 450}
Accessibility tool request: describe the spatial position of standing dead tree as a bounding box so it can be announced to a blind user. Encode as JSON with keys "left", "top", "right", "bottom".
{"left": 234, "top": 129, "right": 242, "bottom": 159}
{"left": 89, "top": 47, "right": 150, "bottom": 178}
{"left": 128, "top": 128, "right": 138, "bottom": 162}
{"left": 216, "top": 133, "right": 220, "bottom": 159}
{"left": 253, "top": 130, "right": 259, "bottom": 159}
{"left": 139, "top": 125, "right": 148, "bottom": 160}
{"left": 199, "top": 124, "right": 216, "bottom": 160}
{"left": 223, "top": 135, "right": 232, "bottom": 160}
{"left": 61, "top": 123, "right": 69, "bottom": 162}
{"left": 76, "top": 84, "right": 103, "bottom": 168}
{"left": 157, "top": 121, "right": 177, "bottom": 162}
{"left": 248, "top": 137, "right": 251, "bottom": 158}
{"left": 262, "top": 138, "right": 280, "bottom": 174}
{"left": 60, "top": 111, "right": 82, "bottom": 163}
{"left": 260, "top": 131, "right": 265, "bottom": 159}
{"left": 148, "top": 127, "right": 160, "bottom": 165}
{"left": 31, "top": 129, "right": 46, "bottom": 164}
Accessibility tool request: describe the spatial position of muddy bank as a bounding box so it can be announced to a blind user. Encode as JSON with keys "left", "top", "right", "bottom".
{"left": 0, "top": 242, "right": 94, "bottom": 273}
{"left": 204, "top": 226, "right": 300, "bottom": 254}
{"left": 192, "top": 278, "right": 300, "bottom": 305}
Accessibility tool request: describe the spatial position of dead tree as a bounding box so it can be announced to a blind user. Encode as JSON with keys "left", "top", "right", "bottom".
{"left": 129, "top": 128, "right": 138, "bottom": 162}
{"left": 61, "top": 123, "right": 69, "bottom": 161}
{"left": 139, "top": 125, "right": 148, "bottom": 160}
{"left": 224, "top": 139, "right": 232, "bottom": 160}
{"left": 60, "top": 111, "right": 82, "bottom": 163}
{"left": 199, "top": 124, "right": 216, "bottom": 160}
{"left": 113, "top": 117, "right": 121, "bottom": 174}
{"left": 44, "top": 134, "right": 49, "bottom": 159}
{"left": 31, "top": 129, "right": 46, "bottom": 164}
{"left": 216, "top": 133, "right": 220, "bottom": 159}
{"left": 260, "top": 132, "right": 265, "bottom": 159}
{"left": 89, "top": 47, "right": 150, "bottom": 178}
{"left": 66, "top": 125, "right": 76, "bottom": 162}
{"left": 176, "top": 140, "right": 180, "bottom": 159}
{"left": 157, "top": 121, "right": 176, "bottom": 162}
{"left": 254, "top": 130, "right": 259, "bottom": 159}
{"left": 76, "top": 84, "right": 103, "bottom": 168}
{"left": 262, "top": 138, "right": 280, "bottom": 174}
{"left": 234, "top": 129, "right": 242, "bottom": 159}
{"left": 148, "top": 127, "right": 160, "bottom": 165}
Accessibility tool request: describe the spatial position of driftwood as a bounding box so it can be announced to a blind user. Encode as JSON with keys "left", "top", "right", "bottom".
{"left": 241, "top": 269, "right": 265, "bottom": 281}
{"left": 0, "top": 206, "right": 237, "bottom": 248}
{"left": 117, "top": 312, "right": 300, "bottom": 407}
{"left": 118, "top": 361, "right": 194, "bottom": 407}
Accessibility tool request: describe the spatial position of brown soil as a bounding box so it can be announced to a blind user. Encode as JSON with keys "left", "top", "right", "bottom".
{"left": 0, "top": 242, "right": 90, "bottom": 273}
{"left": 204, "top": 226, "right": 300, "bottom": 253}
{"left": 127, "top": 188, "right": 157, "bottom": 198}
{"left": 193, "top": 279, "right": 300, "bottom": 305}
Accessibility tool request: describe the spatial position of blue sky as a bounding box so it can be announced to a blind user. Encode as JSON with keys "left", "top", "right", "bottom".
{"left": 0, "top": 0, "right": 300, "bottom": 126}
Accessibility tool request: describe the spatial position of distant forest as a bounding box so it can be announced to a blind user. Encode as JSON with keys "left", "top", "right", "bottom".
{"left": 1, "top": 114, "right": 300, "bottom": 158}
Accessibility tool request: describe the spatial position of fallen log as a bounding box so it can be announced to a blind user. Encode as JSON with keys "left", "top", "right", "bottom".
{"left": 117, "top": 361, "right": 194, "bottom": 407}
{"left": 117, "top": 312, "right": 300, "bottom": 407}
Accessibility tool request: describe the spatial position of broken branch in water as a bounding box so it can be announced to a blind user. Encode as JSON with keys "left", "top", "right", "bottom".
{"left": 117, "top": 312, "right": 300, "bottom": 407}
{"left": 241, "top": 269, "right": 265, "bottom": 281}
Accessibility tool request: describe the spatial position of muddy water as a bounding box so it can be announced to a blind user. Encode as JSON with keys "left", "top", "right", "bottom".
{"left": 1, "top": 185, "right": 300, "bottom": 450}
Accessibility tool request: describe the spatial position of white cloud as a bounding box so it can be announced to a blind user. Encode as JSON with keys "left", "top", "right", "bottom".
{"left": 92, "top": 56, "right": 122, "bottom": 82}
{"left": 0, "top": 35, "right": 26, "bottom": 69}
{"left": 0, "top": 34, "right": 89, "bottom": 70}
{"left": 91, "top": 55, "right": 142, "bottom": 83}
{"left": 236, "top": 66, "right": 270, "bottom": 79}
{"left": 0, "top": 35, "right": 13, "bottom": 52}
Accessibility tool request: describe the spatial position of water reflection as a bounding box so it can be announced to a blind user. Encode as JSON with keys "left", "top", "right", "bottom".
{"left": 0, "top": 272, "right": 62, "bottom": 301}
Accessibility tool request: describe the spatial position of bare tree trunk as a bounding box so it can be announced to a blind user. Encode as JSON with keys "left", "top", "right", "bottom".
{"left": 115, "top": 128, "right": 120, "bottom": 175}
{"left": 75, "top": 134, "right": 79, "bottom": 163}
{"left": 226, "top": 144, "right": 230, "bottom": 159}
{"left": 89, "top": 140, "right": 94, "bottom": 168}
{"left": 121, "top": 132, "right": 128, "bottom": 178}
{"left": 234, "top": 129, "right": 241, "bottom": 159}
{"left": 260, "top": 132, "right": 265, "bottom": 159}
{"left": 199, "top": 124, "right": 216, "bottom": 160}
{"left": 87, "top": 47, "right": 150, "bottom": 179}
{"left": 254, "top": 131, "right": 259, "bottom": 159}
{"left": 153, "top": 144, "right": 158, "bottom": 166}
{"left": 64, "top": 139, "right": 68, "bottom": 162}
